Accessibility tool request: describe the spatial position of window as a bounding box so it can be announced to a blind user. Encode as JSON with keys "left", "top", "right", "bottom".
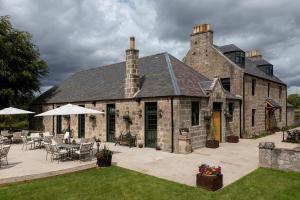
{"left": 279, "top": 109, "right": 282, "bottom": 122}
{"left": 228, "top": 103, "right": 234, "bottom": 122}
{"left": 191, "top": 102, "right": 200, "bottom": 126}
{"left": 221, "top": 78, "right": 230, "bottom": 92}
{"left": 268, "top": 83, "right": 270, "bottom": 97}
{"left": 252, "top": 79, "right": 256, "bottom": 96}
{"left": 252, "top": 109, "right": 256, "bottom": 127}
{"left": 56, "top": 115, "right": 62, "bottom": 133}
{"left": 224, "top": 51, "right": 245, "bottom": 67}
{"left": 279, "top": 86, "right": 282, "bottom": 99}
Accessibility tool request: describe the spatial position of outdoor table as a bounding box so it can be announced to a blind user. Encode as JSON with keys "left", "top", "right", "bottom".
{"left": 57, "top": 143, "right": 80, "bottom": 159}
{"left": 28, "top": 137, "right": 43, "bottom": 149}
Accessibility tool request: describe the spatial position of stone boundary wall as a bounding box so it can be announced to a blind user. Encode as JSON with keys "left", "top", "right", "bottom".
{"left": 259, "top": 142, "right": 300, "bottom": 172}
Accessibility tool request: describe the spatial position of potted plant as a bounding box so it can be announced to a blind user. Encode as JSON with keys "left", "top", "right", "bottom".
{"left": 206, "top": 121, "right": 219, "bottom": 148}
{"left": 138, "top": 142, "right": 143, "bottom": 148}
{"left": 196, "top": 164, "right": 223, "bottom": 191}
{"left": 95, "top": 145, "right": 113, "bottom": 167}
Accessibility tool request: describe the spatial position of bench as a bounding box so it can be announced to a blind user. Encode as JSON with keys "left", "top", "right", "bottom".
{"left": 114, "top": 132, "right": 136, "bottom": 148}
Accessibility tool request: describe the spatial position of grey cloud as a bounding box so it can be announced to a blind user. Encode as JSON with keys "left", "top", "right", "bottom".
{"left": 1, "top": 0, "right": 300, "bottom": 94}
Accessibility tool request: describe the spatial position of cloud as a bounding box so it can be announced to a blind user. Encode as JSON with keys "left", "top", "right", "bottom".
{"left": 1, "top": 0, "right": 300, "bottom": 94}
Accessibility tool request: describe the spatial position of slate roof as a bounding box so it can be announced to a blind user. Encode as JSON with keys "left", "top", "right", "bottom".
{"left": 34, "top": 53, "right": 211, "bottom": 104}
{"left": 217, "top": 45, "right": 285, "bottom": 85}
{"left": 249, "top": 58, "right": 272, "bottom": 66}
{"left": 217, "top": 44, "right": 243, "bottom": 53}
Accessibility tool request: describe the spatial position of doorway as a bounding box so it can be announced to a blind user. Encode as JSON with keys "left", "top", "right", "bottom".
{"left": 107, "top": 104, "right": 116, "bottom": 142}
{"left": 145, "top": 102, "right": 157, "bottom": 148}
{"left": 212, "top": 102, "right": 222, "bottom": 142}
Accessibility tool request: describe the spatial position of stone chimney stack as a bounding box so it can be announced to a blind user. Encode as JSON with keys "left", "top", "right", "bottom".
{"left": 125, "top": 37, "right": 140, "bottom": 98}
{"left": 246, "top": 49, "right": 262, "bottom": 61}
{"left": 190, "top": 23, "right": 213, "bottom": 46}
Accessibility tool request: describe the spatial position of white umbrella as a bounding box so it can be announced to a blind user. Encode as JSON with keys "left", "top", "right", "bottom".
{"left": 35, "top": 104, "right": 104, "bottom": 137}
{"left": 35, "top": 104, "right": 104, "bottom": 116}
{"left": 0, "top": 107, "right": 34, "bottom": 115}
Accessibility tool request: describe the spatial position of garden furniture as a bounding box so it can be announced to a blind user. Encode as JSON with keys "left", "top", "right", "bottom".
{"left": 51, "top": 144, "right": 68, "bottom": 163}
{"left": 21, "top": 136, "right": 34, "bottom": 150}
{"left": 44, "top": 143, "right": 53, "bottom": 160}
{"left": 0, "top": 145, "right": 10, "bottom": 167}
{"left": 114, "top": 132, "right": 136, "bottom": 148}
{"left": 75, "top": 143, "right": 92, "bottom": 161}
{"left": 12, "top": 132, "right": 23, "bottom": 143}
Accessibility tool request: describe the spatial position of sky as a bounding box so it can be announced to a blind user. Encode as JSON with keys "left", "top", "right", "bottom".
{"left": 1, "top": 0, "right": 300, "bottom": 94}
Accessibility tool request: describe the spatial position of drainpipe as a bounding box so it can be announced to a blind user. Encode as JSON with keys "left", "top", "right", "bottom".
{"left": 239, "top": 99, "right": 242, "bottom": 138}
{"left": 242, "top": 75, "right": 245, "bottom": 138}
{"left": 171, "top": 97, "right": 174, "bottom": 153}
{"left": 52, "top": 104, "right": 54, "bottom": 134}
{"left": 286, "top": 86, "right": 287, "bottom": 127}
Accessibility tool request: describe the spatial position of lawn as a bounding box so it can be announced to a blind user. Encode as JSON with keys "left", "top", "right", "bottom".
{"left": 0, "top": 167, "right": 299, "bottom": 200}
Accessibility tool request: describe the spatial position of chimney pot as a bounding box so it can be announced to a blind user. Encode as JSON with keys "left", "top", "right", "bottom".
{"left": 246, "top": 49, "right": 262, "bottom": 60}
{"left": 130, "top": 36, "right": 135, "bottom": 49}
{"left": 193, "top": 23, "right": 212, "bottom": 34}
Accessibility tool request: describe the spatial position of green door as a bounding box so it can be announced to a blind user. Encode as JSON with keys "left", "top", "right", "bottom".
{"left": 145, "top": 102, "right": 157, "bottom": 148}
{"left": 107, "top": 104, "right": 116, "bottom": 142}
{"left": 78, "top": 105, "right": 85, "bottom": 138}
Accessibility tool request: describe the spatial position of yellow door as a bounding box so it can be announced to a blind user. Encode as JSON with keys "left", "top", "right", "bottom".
{"left": 212, "top": 111, "right": 221, "bottom": 142}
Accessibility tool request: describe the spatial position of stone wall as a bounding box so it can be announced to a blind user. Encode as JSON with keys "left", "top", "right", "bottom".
{"left": 244, "top": 74, "right": 287, "bottom": 136}
{"left": 259, "top": 142, "right": 300, "bottom": 172}
{"left": 287, "top": 107, "right": 295, "bottom": 126}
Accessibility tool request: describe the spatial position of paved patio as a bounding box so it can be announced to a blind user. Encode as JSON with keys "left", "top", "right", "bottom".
{"left": 1, "top": 132, "right": 299, "bottom": 186}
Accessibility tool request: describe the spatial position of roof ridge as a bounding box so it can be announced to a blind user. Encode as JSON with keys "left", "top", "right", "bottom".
{"left": 164, "top": 53, "right": 181, "bottom": 95}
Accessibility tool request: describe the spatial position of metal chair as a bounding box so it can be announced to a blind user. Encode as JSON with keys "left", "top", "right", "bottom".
{"left": 0, "top": 145, "right": 10, "bottom": 167}
{"left": 51, "top": 144, "right": 67, "bottom": 163}
{"left": 22, "top": 136, "right": 34, "bottom": 150}
{"left": 75, "top": 143, "right": 92, "bottom": 161}
{"left": 44, "top": 143, "right": 53, "bottom": 160}
{"left": 12, "top": 132, "right": 23, "bottom": 143}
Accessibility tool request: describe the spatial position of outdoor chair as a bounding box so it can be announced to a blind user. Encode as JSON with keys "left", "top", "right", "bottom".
{"left": 115, "top": 132, "right": 137, "bottom": 148}
{"left": 22, "top": 136, "right": 34, "bottom": 150}
{"left": 0, "top": 136, "right": 8, "bottom": 145}
{"left": 12, "top": 132, "right": 23, "bottom": 143}
{"left": 51, "top": 144, "right": 67, "bottom": 163}
{"left": 0, "top": 130, "right": 9, "bottom": 136}
{"left": 44, "top": 143, "right": 53, "bottom": 161}
{"left": 43, "top": 132, "right": 52, "bottom": 137}
{"left": 75, "top": 143, "right": 92, "bottom": 161}
{"left": 30, "top": 132, "right": 40, "bottom": 139}
{"left": 21, "top": 130, "right": 29, "bottom": 137}
{"left": 0, "top": 145, "right": 10, "bottom": 167}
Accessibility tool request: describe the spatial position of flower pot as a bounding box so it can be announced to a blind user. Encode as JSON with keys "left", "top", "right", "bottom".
{"left": 196, "top": 174, "right": 223, "bottom": 191}
{"left": 138, "top": 143, "right": 143, "bottom": 148}
{"left": 226, "top": 135, "right": 239, "bottom": 143}
{"left": 206, "top": 140, "right": 219, "bottom": 148}
{"left": 97, "top": 155, "right": 112, "bottom": 167}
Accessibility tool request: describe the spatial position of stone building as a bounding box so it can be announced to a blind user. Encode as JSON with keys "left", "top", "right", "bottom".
{"left": 184, "top": 23, "right": 291, "bottom": 137}
{"left": 31, "top": 36, "right": 242, "bottom": 153}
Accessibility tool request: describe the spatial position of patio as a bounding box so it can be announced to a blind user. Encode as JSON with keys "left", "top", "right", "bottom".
{"left": 1, "top": 131, "right": 299, "bottom": 187}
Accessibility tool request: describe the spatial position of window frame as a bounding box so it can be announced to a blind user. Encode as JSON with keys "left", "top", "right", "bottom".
{"left": 252, "top": 109, "right": 256, "bottom": 127}
{"left": 267, "top": 83, "right": 270, "bottom": 97}
{"left": 252, "top": 79, "right": 256, "bottom": 96}
{"left": 221, "top": 78, "right": 231, "bottom": 92}
{"left": 191, "top": 101, "right": 200, "bottom": 126}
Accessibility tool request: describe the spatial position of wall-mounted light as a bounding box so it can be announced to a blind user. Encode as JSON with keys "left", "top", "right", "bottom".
{"left": 158, "top": 109, "right": 163, "bottom": 118}
{"left": 116, "top": 109, "right": 119, "bottom": 118}
{"left": 92, "top": 101, "right": 96, "bottom": 107}
{"left": 137, "top": 109, "right": 142, "bottom": 118}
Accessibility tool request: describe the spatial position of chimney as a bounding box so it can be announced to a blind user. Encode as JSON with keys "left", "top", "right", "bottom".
{"left": 246, "top": 49, "right": 262, "bottom": 61}
{"left": 125, "top": 37, "right": 140, "bottom": 98}
{"left": 191, "top": 23, "right": 213, "bottom": 45}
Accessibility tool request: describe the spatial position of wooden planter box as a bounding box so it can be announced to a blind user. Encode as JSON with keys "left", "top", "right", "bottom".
{"left": 206, "top": 140, "right": 219, "bottom": 148}
{"left": 97, "top": 155, "right": 112, "bottom": 167}
{"left": 226, "top": 135, "right": 239, "bottom": 143}
{"left": 196, "top": 174, "right": 223, "bottom": 191}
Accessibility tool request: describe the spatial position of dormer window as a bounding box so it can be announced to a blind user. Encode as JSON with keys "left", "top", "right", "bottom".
{"left": 258, "top": 65, "right": 273, "bottom": 76}
{"left": 224, "top": 51, "right": 245, "bottom": 67}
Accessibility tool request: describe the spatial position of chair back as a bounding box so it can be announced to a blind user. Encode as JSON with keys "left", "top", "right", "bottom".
{"left": 1, "top": 130, "right": 9, "bottom": 136}
{"left": 0, "top": 145, "right": 10, "bottom": 157}
{"left": 13, "top": 132, "right": 22, "bottom": 138}
{"left": 51, "top": 144, "right": 59, "bottom": 153}
{"left": 43, "top": 132, "right": 51, "bottom": 137}
{"left": 21, "top": 130, "right": 29, "bottom": 136}
{"left": 44, "top": 143, "right": 52, "bottom": 153}
{"left": 44, "top": 136, "right": 53, "bottom": 144}
{"left": 30, "top": 132, "right": 40, "bottom": 139}
{"left": 80, "top": 143, "right": 91, "bottom": 153}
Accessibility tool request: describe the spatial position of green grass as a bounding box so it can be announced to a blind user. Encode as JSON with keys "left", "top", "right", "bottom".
{"left": 0, "top": 167, "right": 300, "bottom": 200}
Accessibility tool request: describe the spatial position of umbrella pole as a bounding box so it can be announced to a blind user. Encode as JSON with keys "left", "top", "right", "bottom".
{"left": 69, "top": 115, "right": 71, "bottom": 143}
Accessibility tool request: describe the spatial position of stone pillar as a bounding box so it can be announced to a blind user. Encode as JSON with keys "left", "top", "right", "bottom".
{"left": 178, "top": 134, "right": 192, "bottom": 154}
{"left": 125, "top": 37, "right": 140, "bottom": 98}
{"left": 258, "top": 142, "right": 275, "bottom": 168}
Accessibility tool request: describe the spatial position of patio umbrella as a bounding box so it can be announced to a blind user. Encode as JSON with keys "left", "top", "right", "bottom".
{"left": 0, "top": 107, "right": 34, "bottom": 115}
{"left": 35, "top": 104, "right": 104, "bottom": 137}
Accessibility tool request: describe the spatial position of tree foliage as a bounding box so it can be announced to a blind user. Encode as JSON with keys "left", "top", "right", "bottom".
{"left": 287, "top": 94, "right": 300, "bottom": 108}
{"left": 0, "top": 16, "right": 48, "bottom": 109}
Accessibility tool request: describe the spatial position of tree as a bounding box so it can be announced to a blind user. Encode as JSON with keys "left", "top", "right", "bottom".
{"left": 0, "top": 16, "right": 48, "bottom": 109}
{"left": 287, "top": 94, "right": 300, "bottom": 108}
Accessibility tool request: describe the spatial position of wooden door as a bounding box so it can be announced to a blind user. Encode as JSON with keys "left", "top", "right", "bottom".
{"left": 212, "top": 111, "right": 221, "bottom": 142}
{"left": 106, "top": 104, "right": 116, "bottom": 142}
{"left": 145, "top": 102, "right": 157, "bottom": 148}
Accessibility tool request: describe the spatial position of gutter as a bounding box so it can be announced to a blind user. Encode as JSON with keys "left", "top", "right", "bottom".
{"left": 171, "top": 97, "right": 174, "bottom": 153}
